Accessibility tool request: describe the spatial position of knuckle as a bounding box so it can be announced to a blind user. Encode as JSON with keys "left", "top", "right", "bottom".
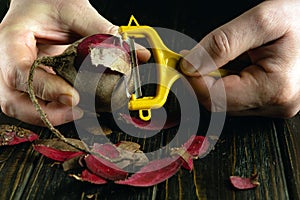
{"left": 270, "top": 94, "right": 286, "bottom": 108}
{"left": 209, "top": 29, "right": 232, "bottom": 60}
{"left": 268, "top": 81, "right": 298, "bottom": 118}
{"left": 275, "top": 104, "right": 298, "bottom": 119}
{"left": 1, "top": 100, "right": 45, "bottom": 126}
{"left": 2, "top": 64, "right": 29, "bottom": 91}
{"left": 252, "top": 5, "right": 271, "bottom": 28}
{"left": 281, "top": 109, "right": 298, "bottom": 119}
{"left": 251, "top": 2, "right": 285, "bottom": 35}
{"left": 106, "top": 25, "right": 119, "bottom": 35}
{"left": 1, "top": 101, "right": 15, "bottom": 118}
{"left": 2, "top": 68, "right": 17, "bottom": 89}
{"left": 34, "top": 81, "right": 47, "bottom": 100}
{"left": 270, "top": 84, "right": 292, "bottom": 107}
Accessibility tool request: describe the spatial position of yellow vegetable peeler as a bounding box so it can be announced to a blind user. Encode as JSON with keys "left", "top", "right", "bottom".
{"left": 119, "top": 16, "right": 228, "bottom": 121}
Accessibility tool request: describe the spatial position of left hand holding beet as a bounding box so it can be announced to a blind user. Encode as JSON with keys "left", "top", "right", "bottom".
{"left": 0, "top": 0, "right": 122, "bottom": 126}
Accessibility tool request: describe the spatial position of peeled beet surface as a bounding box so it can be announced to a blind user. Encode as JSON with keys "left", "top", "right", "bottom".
{"left": 75, "top": 34, "right": 130, "bottom": 68}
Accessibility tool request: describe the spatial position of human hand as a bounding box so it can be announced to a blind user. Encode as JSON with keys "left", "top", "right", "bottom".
{"left": 180, "top": 0, "right": 300, "bottom": 118}
{"left": 0, "top": 0, "right": 149, "bottom": 126}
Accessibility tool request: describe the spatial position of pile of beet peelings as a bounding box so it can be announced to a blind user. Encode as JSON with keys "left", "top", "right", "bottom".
{"left": 0, "top": 124, "right": 208, "bottom": 186}
{"left": 0, "top": 124, "right": 260, "bottom": 188}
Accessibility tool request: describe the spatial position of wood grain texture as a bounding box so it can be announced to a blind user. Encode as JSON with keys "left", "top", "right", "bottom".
{"left": 275, "top": 116, "right": 300, "bottom": 200}
{"left": 0, "top": 0, "right": 298, "bottom": 199}
{"left": 0, "top": 112, "right": 294, "bottom": 200}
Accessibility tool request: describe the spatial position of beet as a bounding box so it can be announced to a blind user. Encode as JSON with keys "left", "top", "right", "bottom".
{"left": 74, "top": 34, "right": 130, "bottom": 69}
{"left": 29, "top": 34, "right": 132, "bottom": 115}
{"left": 56, "top": 34, "right": 132, "bottom": 113}
{"left": 28, "top": 34, "right": 134, "bottom": 148}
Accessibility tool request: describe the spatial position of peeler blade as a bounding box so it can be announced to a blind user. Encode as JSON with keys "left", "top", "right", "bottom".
{"left": 128, "top": 37, "right": 143, "bottom": 98}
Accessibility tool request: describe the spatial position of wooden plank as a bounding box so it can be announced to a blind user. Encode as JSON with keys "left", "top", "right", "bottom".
{"left": 0, "top": 113, "right": 159, "bottom": 199}
{"left": 0, "top": 143, "right": 39, "bottom": 199}
{"left": 0, "top": 113, "right": 292, "bottom": 199}
{"left": 0, "top": 112, "right": 47, "bottom": 200}
{"left": 0, "top": 1, "right": 294, "bottom": 199}
{"left": 154, "top": 117, "right": 290, "bottom": 200}
{"left": 275, "top": 115, "right": 300, "bottom": 200}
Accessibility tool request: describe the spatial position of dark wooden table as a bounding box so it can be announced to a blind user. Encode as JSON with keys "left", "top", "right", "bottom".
{"left": 1, "top": 0, "right": 299, "bottom": 199}
{"left": 1, "top": 106, "right": 300, "bottom": 200}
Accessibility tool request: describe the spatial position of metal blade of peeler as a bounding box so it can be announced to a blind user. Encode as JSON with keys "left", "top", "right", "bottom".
{"left": 128, "top": 37, "right": 143, "bottom": 98}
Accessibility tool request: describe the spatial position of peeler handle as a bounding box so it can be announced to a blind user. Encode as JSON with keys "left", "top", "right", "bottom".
{"left": 119, "top": 23, "right": 182, "bottom": 120}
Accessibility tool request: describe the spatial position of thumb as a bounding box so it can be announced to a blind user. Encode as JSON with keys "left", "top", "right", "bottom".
{"left": 180, "top": 1, "right": 288, "bottom": 76}
{"left": 59, "top": 1, "right": 119, "bottom": 36}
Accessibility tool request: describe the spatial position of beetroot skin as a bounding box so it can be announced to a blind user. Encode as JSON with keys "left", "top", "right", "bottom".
{"left": 57, "top": 34, "right": 132, "bottom": 113}
{"left": 33, "top": 138, "right": 86, "bottom": 162}
{"left": 29, "top": 34, "right": 133, "bottom": 114}
{"left": 230, "top": 174, "right": 260, "bottom": 190}
{"left": 116, "top": 157, "right": 182, "bottom": 187}
{"left": 27, "top": 34, "right": 135, "bottom": 152}
{"left": 0, "top": 125, "right": 39, "bottom": 146}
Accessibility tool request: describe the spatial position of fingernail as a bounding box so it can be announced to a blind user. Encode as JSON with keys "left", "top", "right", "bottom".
{"left": 58, "top": 94, "right": 79, "bottom": 106}
{"left": 179, "top": 59, "right": 198, "bottom": 76}
{"left": 65, "top": 107, "right": 84, "bottom": 122}
{"left": 180, "top": 44, "right": 218, "bottom": 76}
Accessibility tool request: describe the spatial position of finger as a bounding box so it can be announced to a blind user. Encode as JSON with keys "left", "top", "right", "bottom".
{"left": 37, "top": 44, "right": 69, "bottom": 57}
{"left": 135, "top": 43, "right": 151, "bottom": 63}
{"left": 0, "top": 69, "right": 83, "bottom": 126}
{"left": 187, "top": 65, "right": 269, "bottom": 112}
{"left": 0, "top": 30, "right": 79, "bottom": 106}
{"left": 179, "top": 50, "right": 189, "bottom": 57}
{"left": 180, "top": 1, "right": 289, "bottom": 76}
{"left": 1, "top": 90, "right": 84, "bottom": 126}
{"left": 180, "top": 44, "right": 219, "bottom": 76}
{"left": 27, "top": 68, "right": 80, "bottom": 106}
{"left": 60, "top": 3, "right": 152, "bottom": 62}
{"left": 228, "top": 103, "right": 299, "bottom": 118}
{"left": 3, "top": 53, "right": 80, "bottom": 107}
{"left": 58, "top": 2, "right": 119, "bottom": 36}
